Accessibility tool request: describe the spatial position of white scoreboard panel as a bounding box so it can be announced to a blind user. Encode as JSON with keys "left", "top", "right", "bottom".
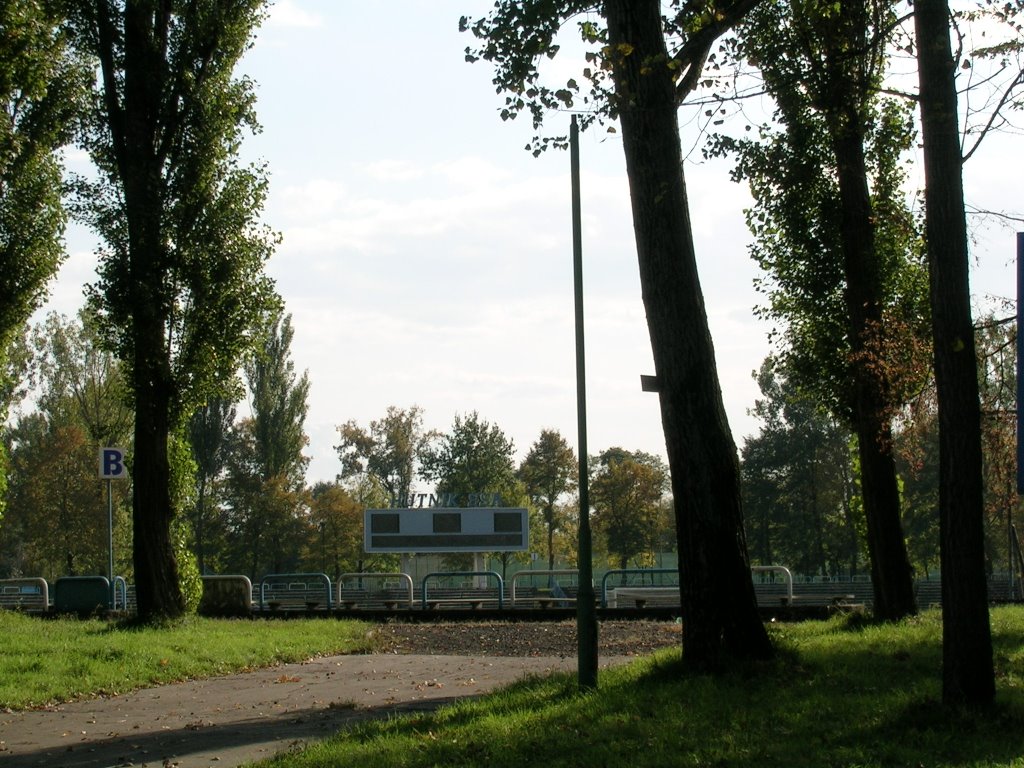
{"left": 364, "top": 507, "right": 529, "bottom": 553}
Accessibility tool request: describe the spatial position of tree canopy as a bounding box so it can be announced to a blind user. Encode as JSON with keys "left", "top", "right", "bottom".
{"left": 0, "top": 0, "right": 88, "bottom": 521}
{"left": 336, "top": 405, "right": 432, "bottom": 507}
{"left": 519, "top": 428, "right": 577, "bottom": 571}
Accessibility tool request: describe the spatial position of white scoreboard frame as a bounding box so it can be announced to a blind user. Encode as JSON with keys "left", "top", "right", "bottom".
{"left": 363, "top": 507, "right": 529, "bottom": 553}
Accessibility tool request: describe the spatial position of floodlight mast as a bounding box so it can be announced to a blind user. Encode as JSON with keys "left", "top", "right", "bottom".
{"left": 571, "top": 114, "right": 599, "bottom": 691}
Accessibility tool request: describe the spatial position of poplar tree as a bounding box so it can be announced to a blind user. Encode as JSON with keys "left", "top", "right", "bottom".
{"left": 244, "top": 311, "right": 309, "bottom": 488}
{"left": 0, "top": 0, "right": 86, "bottom": 520}
{"left": 224, "top": 310, "right": 309, "bottom": 578}
{"left": 519, "top": 429, "right": 577, "bottom": 570}
{"left": 68, "top": 0, "right": 278, "bottom": 620}
{"left": 590, "top": 448, "right": 669, "bottom": 570}
{"left": 710, "top": 0, "right": 928, "bottom": 620}
{"left": 336, "top": 405, "right": 432, "bottom": 506}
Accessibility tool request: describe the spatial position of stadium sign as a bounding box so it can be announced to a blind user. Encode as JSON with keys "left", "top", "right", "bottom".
{"left": 364, "top": 506, "right": 529, "bottom": 553}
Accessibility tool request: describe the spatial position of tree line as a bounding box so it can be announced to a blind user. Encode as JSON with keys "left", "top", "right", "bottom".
{"left": 0, "top": 0, "right": 1020, "bottom": 707}
{"left": 0, "top": 317, "right": 674, "bottom": 590}
{"left": 4, "top": 302, "right": 1018, "bottom": 603}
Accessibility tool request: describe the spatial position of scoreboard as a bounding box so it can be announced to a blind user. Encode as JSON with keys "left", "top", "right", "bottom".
{"left": 364, "top": 507, "right": 529, "bottom": 553}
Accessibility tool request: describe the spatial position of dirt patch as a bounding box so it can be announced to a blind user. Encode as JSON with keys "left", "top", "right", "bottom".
{"left": 371, "top": 619, "right": 682, "bottom": 658}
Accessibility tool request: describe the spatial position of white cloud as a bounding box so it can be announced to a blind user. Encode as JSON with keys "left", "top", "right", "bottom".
{"left": 360, "top": 159, "right": 426, "bottom": 183}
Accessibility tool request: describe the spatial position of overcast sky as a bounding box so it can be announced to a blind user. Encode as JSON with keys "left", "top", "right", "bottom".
{"left": 42, "top": 1, "right": 1022, "bottom": 487}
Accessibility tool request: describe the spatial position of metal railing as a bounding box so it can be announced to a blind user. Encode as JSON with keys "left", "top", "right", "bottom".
{"left": 600, "top": 569, "right": 678, "bottom": 608}
{"left": 112, "top": 575, "right": 128, "bottom": 611}
{"left": 751, "top": 565, "right": 794, "bottom": 605}
{"left": 510, "top": 569, "right": 579, "bottom": 607}
{"left": 421, "top": 571, "right": 504, "bottom": 610}
{"left": 0, "top": 577, "right": 49, "bottom": 612}
{"left": 258, "top": 572, "right": 333, "bottom": 611}
{"left": 337, "top": 572, "right": 414, "bottom": 608}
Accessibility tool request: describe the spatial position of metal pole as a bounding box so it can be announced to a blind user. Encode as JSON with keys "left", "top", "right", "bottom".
{"left": 1017, "top": 232, "right": 1023, "bottom": 494}
{"left": 571, "top": 115, "right": 598, "bottom": 690}
{"left": 1015, "top": 233, "right": 1023, "bottom": 597}
{"left": 107, "top": 478, "right": 114, "bottom": 607}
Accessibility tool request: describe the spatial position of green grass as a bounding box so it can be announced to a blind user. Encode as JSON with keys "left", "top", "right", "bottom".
{"left": 0, "top": 612, "right": 375, "bottom": 708}
{"left": 3, "top": 608, "right": 1022, "bottom": 767}
{"left": 256, "top": 608, "right": 1024, "bottom": 768}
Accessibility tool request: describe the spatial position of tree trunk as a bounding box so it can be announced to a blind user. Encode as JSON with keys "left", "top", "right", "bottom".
{"left": 605, "top": 0, "right": 772, "bottom": 669}
{"left": 913, "top": 0, "right": 995, "bottom": 706}
{"left": 115, "top": 4, "right": 185, "bottom": 622}
{"left": 195, "top": 475, "right": 207, "bottom": 575}
{"left": 132, "top": 364, "right": 184, "bottom": 621}
{"left": 828, "top": 90, "right": 917, "bottom": 620}
{"left": 124, "top": 161, "right": 184, "bottom": 621}
{"left": 547, "top": 511, "right": 555, "bottom": 571}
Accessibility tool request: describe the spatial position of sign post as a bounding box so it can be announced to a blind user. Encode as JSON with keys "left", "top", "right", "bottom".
{"left": 99, "top": 447, "right": 128, "bottom": 606}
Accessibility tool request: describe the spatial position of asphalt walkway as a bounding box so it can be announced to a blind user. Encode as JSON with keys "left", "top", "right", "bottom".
{"left": 0, "top": 653, "right": 624, "bottom": 768}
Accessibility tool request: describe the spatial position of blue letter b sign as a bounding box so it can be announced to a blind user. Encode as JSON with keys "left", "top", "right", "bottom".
{"left": 100, "top": 447, "right": 127, "bottom": 480}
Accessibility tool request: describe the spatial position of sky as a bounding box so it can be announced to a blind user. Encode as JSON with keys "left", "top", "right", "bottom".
{"left": 40, "top": 1, "right": 1023, "bottom": 487}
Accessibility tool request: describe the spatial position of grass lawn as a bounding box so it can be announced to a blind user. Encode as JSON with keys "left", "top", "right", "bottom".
{"left": 256, "top": 608, "right": 1024, "bottom": 768}
{"left": 0, "top": 612, "right": 375, "bottom": 708}
{"left": 1, "top": 608, "right": 1021, "bottom": 767}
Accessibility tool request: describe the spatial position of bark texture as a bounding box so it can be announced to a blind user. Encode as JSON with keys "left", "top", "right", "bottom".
{"left": 103, "top": 1, "right": 186, "bottom": 620}
{"left": 829, "top": 104, "right": 916, "bottom": 620}
{"left": 605, "top": 0, "right": 773, "bottom": 668}
{"left": 914, "top": 0, "right": 994, "bottom": 705}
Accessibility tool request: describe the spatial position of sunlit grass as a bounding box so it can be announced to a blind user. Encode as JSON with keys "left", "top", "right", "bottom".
{"left": 2, "top": 607, "right": 1022, "bottom": 767}
{"left": 0, "top": 612, "right": 375, "bottom": 709}
{"left": 257, "top": 607, "right": 1024, "bottom": 768}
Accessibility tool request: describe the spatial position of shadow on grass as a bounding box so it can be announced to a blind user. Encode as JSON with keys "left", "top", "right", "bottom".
{"left": 281, "top": 621, "right": 1024, "bottom": 768}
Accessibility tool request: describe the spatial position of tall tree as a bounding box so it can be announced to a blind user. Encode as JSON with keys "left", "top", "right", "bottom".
{"left": 713, "top": 0, "right": 927, "bottom": 619}
{"left": 244, "top": 311, "right": 309, "bottom": 488}
{"left": 307, "top": 481, "right": 363, "bottom": 581}
{"left": 4, "top": 414, "right": 107, "bottom": 579}
{"left": 187, "top": 396, "right": 236, "bottom": 574}
{"left": 68, "top": 0, "right": 278, "bottom": 619}
{"left": 419, "top": 410, "right": 525, "bottom": 576}
{"left": 1, "top": 311, "right": 134, "bottom": 579}
{"left": 606, "top": 0, "right": 771, "bottom": 666}
{"left": 336, "top": 405, "right": 432, "bottom": 506}
{"left": 418, "top": 411, "right": 518, "bottom": 499}
{"left": 914, "top": 0, "right": 995, "bottom": 706}
{"left": 590, "top": 448, "right": 669, "bottom": 570}
{"left": 741, "top": 359, "right": 860, "bottom": 577}
{"left": 464, "top": 0, "right": 773, "bottom": 669}
{"left": 519, "top": 429, "right": 577, "bottom": 570}
{"left": 975, "top": 311, "right": 1019, "bottom": 577}
{"left": 224, "top": 309, "right": 310, "bottom": 578}
{"left": 221, "top": 416, "right": 308, "bottom": 578}
{"left": 32, "top": 311, "right": 133, "bottom": 446}
{"left": 0, "top": 0, "right": 86, "bottom": 521}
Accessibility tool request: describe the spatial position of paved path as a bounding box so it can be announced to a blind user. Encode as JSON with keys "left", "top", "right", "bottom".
{"left": 0, "top": 653, "right": 626, "bottom": 768}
